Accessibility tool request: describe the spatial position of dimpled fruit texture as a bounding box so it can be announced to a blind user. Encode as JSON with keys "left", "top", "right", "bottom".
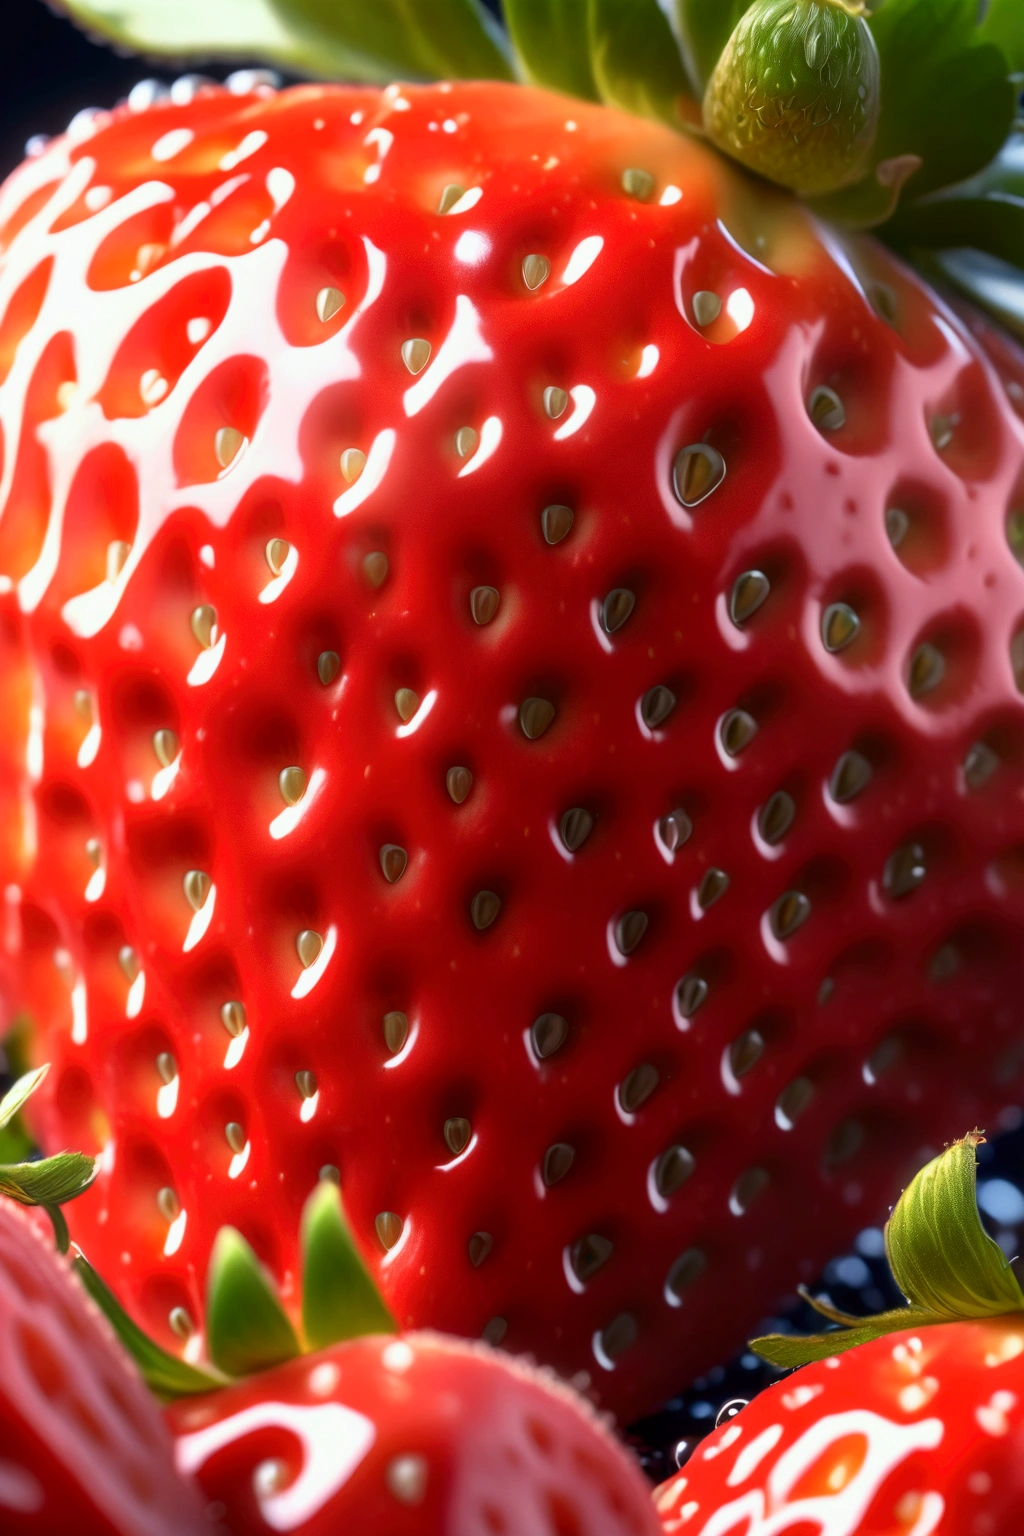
{"left": 652, "top": 1319, "right": 1024, "bottom": 1533}
{"left": 0, "top": 1197, "right": 207, "bottom": 1534}
{"left": 168, "top": 1330, "right": 662, "bottom": 1534}
{"left": 1, "top": 78, "right": 1024, "bottom": 1424}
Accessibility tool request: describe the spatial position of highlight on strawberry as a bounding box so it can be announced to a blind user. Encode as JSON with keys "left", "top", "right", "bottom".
{"left": 652, "top": 1132, "right": 1024, "bottom": 1533}
{"left": 1, "top": 0, "right": 1024, "bottom": 1438}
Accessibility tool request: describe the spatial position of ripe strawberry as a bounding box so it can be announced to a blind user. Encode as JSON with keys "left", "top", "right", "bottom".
{"left": 652, "top": 1134, "right": 1024, "bottom": 1534}
{"left": 2, "top": 6, "right": 1024, "bottom": 1426}
{"left": 0, "top": 1192, "right": 208, "bottom": 1534}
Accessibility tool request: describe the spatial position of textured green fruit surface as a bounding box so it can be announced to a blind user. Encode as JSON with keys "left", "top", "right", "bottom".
{"left": 1, "top": 78, "right": 1024, "bottom": 1424}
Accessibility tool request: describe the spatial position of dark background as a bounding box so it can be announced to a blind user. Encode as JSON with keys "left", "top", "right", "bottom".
{"left": 5, "top": 0, "right": 1024, "bottom": 1485}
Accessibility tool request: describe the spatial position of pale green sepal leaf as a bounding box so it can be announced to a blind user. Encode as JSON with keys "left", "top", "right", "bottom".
{"left": 0, "top": 1151, "right": 95, "bottom": 1208}
{"left": 267, "top": 0, "right": 513, "bottom": 85}
{"left": 670, "top": 0, "right": 753, "bottom": 95}
{"left": 885, "top": 1132, "right": 1024, "bottom": 1319}
{"left": 751, "top": 1310, "right": 941, "bottom": 1369}
{"left": 74, "top": 1255, "right": 223, "bottom": 1400}
{"left": 981, "top": 0, "right": 1024, "bottom": 72}
{"left": 301, "top": 1180, "right": 396, "bottom": 1351}
{"left": 50, "top": 0, "right": 338, "bottom": 77}
{"left": 809, "top": 153, "right": 923, "bottom": 230}
{"left": 885, "top": 134, "right": 1024, "bottom": 264}
{"left": 0, "top": 1066, "right": 48, "bottom": 1132}
{"left": 589, "top": 0, "right": 694, "bottom": 125}
{"left": 206, "top": 1226, "right": 300, "bottom": 1378}
{"left": 918, "top": 248, "right": 1024, "bottom": 343}
{"left": 504, "top": 0, "right": 601, "bottom": 99}
{"left": 867, "top": 0, "right": 1015, "bottom": 202}
{"left": 797, "top": 1285, "right": 873, "bottom": 1329}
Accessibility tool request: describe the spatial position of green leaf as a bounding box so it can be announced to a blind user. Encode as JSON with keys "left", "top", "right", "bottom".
{"left": 588, "top": 0, "right": 694, "bottom": 124}
{"left": 74, "top": 1255, "right": 222, "bottom": 1399}
{"left": 981, "top": 0, "right": 1024, "bottom": 71}
{"left": 885, "top": 132, "right": 1024, "bottom": 263}
{"left": 0, "top": 1066, "right": 48, "bottom": 1132}
{"left": 867, "top": 0, "right": 1016, "bottom": 201}
{"left": 751, "top": 1310, "right": 940, "bottom": 1368}
{"left": 671, "top": 0, "right": 754, "bottom": 95}
{"left": 206, "top": 1227, "right": 300, "bottom": 1377}
{"left": 301, "top": 1180, "right": 396, "bottom": 1351}
{"left": 50, "top": 0, "right": 337, "bottom": 76}
{"left": 504, "top": 0, "right": 601, "bottom": 99}
{"left": 885, "top": 1132, "right": 1024, "bottom": 1318}
{"left": 917, "top": 248, "right": 1024, "bottom": 343}
{"left": 0, "top": 1152, "right": 95, "bottom": 1208}
{"left": 267, "top": 0, "right": 513, "bottom": 84}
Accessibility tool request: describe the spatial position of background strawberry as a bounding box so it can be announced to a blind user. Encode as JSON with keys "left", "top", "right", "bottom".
{"left": 0, "top": 1192, "right": 208, "bottom": 1534}
{"left": 1, "top": 0, "right": 1024, "bottom": 1427}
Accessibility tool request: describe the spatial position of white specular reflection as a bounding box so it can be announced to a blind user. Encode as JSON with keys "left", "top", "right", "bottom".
{"left": 259, "top": 542, "right": 298, "bottom": 605}
{"left": 334, "top": 430, "right": 395, "bottom": 518}
{"left": 183, "top": 886, "right": 216, "bottom": 952}
{"left": 554, "top": 386, "right": 595, "bottom": 441}
{"left": 561, "top": 235, "right": 603, "bottom": 286}
{"left": 457, "top": 416, "right": 502, "bottom": 477}
{"left": 270, "top": 767, "right": 325, "bottom": 841}
{"left": 291, "top": 925, "right": 336, "bottom": 1000}
{"left": 187, "top": 632, "right": 226, "bottom": 687}
{"left": 403, "top": 295, "right": 492, "bottom": 418}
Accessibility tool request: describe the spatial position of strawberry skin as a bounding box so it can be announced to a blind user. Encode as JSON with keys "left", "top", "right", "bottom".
{"left": 0, "top": 1195, "right": 207, "bottom": 1534}
{"left": 1, "top": 78, "right": 1024, "bottom": 1423}
{"left": 653, "top": 1317, "right": 1024, "bottom": 1533}
{"left": 167, "top": 1328, "right": 661, "bottom": 1535}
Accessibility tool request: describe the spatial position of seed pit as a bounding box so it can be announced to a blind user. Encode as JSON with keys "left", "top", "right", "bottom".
{"left": 621, "top": 167, "right": 654, "bottom": 201}
{"left": 531, "top": 1013, "right": 568, "bottom": 1059}
{"left": 654, "top": 1145, "right": 695, "bottom": 1198}
{"left": 560, "top": 807, "right": 594, "bottom": 853}
{"left": 666, "top": 1248, "right": 706, "bottom": 1300}
{"left": 729, "top": 570, "right": 770, "bottom": 626}
{"left": 183, "top": 869, "right": 211, "bottom": 911}
{"left": 470, "top": 890, "right": 501, "bottom": 930}
{"left": 658, "top": 807, "right": 692, "bottom": 854}
{"left": 383, "top": 1011, "right": 408, "bottom": 1053}
{"left": 821, "top": 602, "right": 860, "bottom": 654}
{"left": 829, "top": 750, "right": 872, "bottom": 804}
{"left": 279, "top": 766, "right": 306, "bottom": 806}
{"left": 380, "top": 844, "right": 408, "bottom": 884}
{"left": 541, "top": 504, "right": 573, "bottom": 545}
{"left": 470, "top": 586, "right": 499, "bottom": 625}
{"left": 153, "top": 728, "right": 180, "bottom": 767}
{"left": 542, "top": 1143, "right": 575, "bottom": 1186}
{"left": 221, "top": 1000, "right": 245, "bottom": 1038}
{"left": 729, "top": 1029, "right": 764, "bottom": 1079}
{"left": 769, "top": 890, "right": 811, "bottom": 940}
{"left": 757, "top": 791, "right": 795, "bottom": 846}
{"left": 697, "top": 868, "right": 729, "bottom": 910}
{"left": 599, "top": 1312, "right": 638, "bottom": 1359}
{"left": 808, "top": 385, "right": 845, "bottom": 433}
{"left": 363, "top": 551, "right": 388, "bottom": 589}
{"left": 443, "top": 1117, "right": 471, "bottom": 1155}
{"left": 401, "top": 338, "right": 431, "bottom": 375}
{"left": 571, "top": 1233, "right": 613, "bottom": 1282}
{"left": 618, "top": 1062, "right": 659, "bottom": 1114}
{"left": 884, "top": 841, "right": 926, "bottom": 899}
{"left": 776, "top": 1076, "right": 815, "bottom": 1128}
{"left": 601, "top": 588, "right": 635, "bottom": 635}
{"left": 522, "top": 253, "right": 550, "bottom": 290}
{"left": 614, "top": 910, "right": 648, "bottom": 956}
{"left": 543, "top": 385, "right": 568, "bottom": 420}
{"left": 317, "top": 651, "right": 340, "bottom": 686}
{"left": 315, "top": 285, "right": 344, "bottom": 323}
{"left": 376, "top": 1212, "right": 403, "bottom": 1250}
{"left": 692, "top": 290, "right": 722, "bottom": 327}
{"left": 519, "top": 697, "right": 555, "bottom": 740}
{"left": 675, "top": 974, "right": 707, "bottom": 1020}
{"left": 719, "top": 709, "right": 757, "bottom": 757}
{"left": 641, "top": 685, "right": 676, "bottom": 731}
{"left": 673, "top": 443, "right": 726, "bottom": 507}
{"left": 468, "top": 1232, "right": 493, "bottom": 1268}
{"left": 296, "top": 929, "right": 323, "bottom": 967}
{"left": 730, "top": 1166, "right": 769, "bottom": 1215}
{"left": 446, "top": 766, "right": 473, "bottom": 804}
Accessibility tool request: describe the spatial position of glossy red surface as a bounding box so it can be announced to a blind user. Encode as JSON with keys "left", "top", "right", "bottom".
{"left": 167, "top": 1328, "right": 661, "bottom": 1535}
{"left": 0, "top": 1195, "right": 207, "bottom": 1534}
{"left": 652, "top": 1317, "right": 1024, "bottom": 1533}
{"left": 2, "top": 79, "right": 1024, "bottom": 1423}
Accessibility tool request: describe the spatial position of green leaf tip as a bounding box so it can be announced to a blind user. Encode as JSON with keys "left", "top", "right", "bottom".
{"left": 750, "top": 1131, "right": 1024, "bottom": 1371}
{"left": 206, "top": 1226, "right": 300, "bottom": 1377}
{"left": 74, "top": 1254, "right": 222, "bottom": 1399}
{"left": 301, "top": 1179, "right": 397, "bottom": 1350}
{"left": 0, "top": 1065, "right": 49, "bottom": 1131}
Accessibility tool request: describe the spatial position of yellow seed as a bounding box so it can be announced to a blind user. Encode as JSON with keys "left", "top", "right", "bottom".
{"left": 315, "top": 285, "right": 345, "bottom": 323}
{"left": 73, "top": 689, "right": 93, "bottom": 722}
{"left": 692, "top": 290, "right": 722, "bottom": 326}
{"left": 437, "top": 183, "right": 466, "bottom": 214}
{"left": 383, "top": 1010, "right": 409, "bottom": 1053}
{"left": 376, "top": 1211, "right": 403, "bottom": 1250}
{"left": 296, "top": 929, "right": 323, "bottom": 968}
{"left": 455, "top": 426, "right": 478, "bottom": 459}
{"left": 469, "top": 586, "right": 499, "bottom": 625}
{"left": 279, "top": 765, "right": 306, "bottom": 806}
{"left": 444, "top": 1117, "right": 471, "bottom": 1155}
{"left": 541, "top": 504, "right": 573, "bottom": 545}
{"left": 85, "top": 837, "right": 102, "bottom": 867}
{"left": 106, "top": 540, "right": 130, "bottom": 582}
{"left": 317, "top": 650, "right": 340, "bottom": 685}
{"left": 340, "top": 448, "right": 366, "bottom": 482}
{"left": 519, "top": 697, "right": 555, "bottom": 740}
{"left": 363, "top": 551, "right": 389, "bottom": 588}
{"left": 152, "top": 728, "right": 179, "bottom": 768}
{"left": 401, "top": 338, "right": 431, "bottom": 375}
{"left": 118, "top": 945, "right": 139, "bottom": 983}
{"left": 621, "top": 167, "right": 655, "bottom": 201}
{"left": 190, "top": 604, "right": 217, "bottom": 649}
{"left": 380, "top": 844, "right": 408, "bottom": 883}
{"left": 809, "top": 386, "right": 846, "bottom": 433}
{"left": 221, "top": 1000, "right": 246, "bottom": 1037}
{"left": 395, "top": 688, "right": 419, "bottom": 723}
{"left": 470, "top": 890, "right": 501, "bottom": 930}
{"left": 156, "top": 1186, "right": 179, "bottom": 1222}
{"left": 266, "top": 537, "right": 290, "bottom": 576}
{"left": 156, "top": 1052, "right": 176, "bottom": 1085}
{"left": 183, "top": 868, "right": 211, "bottom": 911}
{"left": 225, "top": 1121, "right": 246, "bottom": 1154}
{"left": 543, "top": 385, "right": 568, "bottom": 420}
{"left": 214, "top": 426, "right": 245, "bottom": 469}
{"left": 296, "top": 1069, "right": 317, "bottom": 1099}
{"left": 446, "top": 766, "right": 473, "bottom": 804}
{"left": 673, "top": 443, "right": 726, "bottom": 507}
{"left": 169, "top": 1306, "right": 194, "bottom": 1339}
{"left": 468, "top": 1231, "right": 493, "bottom": 1267}
{"left": 522, "top": 253, "right": 550, "bottom": 290}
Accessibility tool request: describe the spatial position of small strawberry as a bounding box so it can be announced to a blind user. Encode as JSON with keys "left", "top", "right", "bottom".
{"left": 652, "top": 1133, "right": 1024, "bottom": 1534}
{"left": 82, "top": 1177, "right": 661, "bottom": 1535}
{"left": 3, "top": 0, "right": 1024, "bottom": 1424}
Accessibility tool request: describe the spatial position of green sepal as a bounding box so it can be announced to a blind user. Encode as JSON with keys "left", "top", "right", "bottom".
{"left": 918, "top": 248, "right": 1024, "bottom": 343}
{"left": 301, "top": 1180, "right": 397, "bottom": 1351}
{"left": 0, "top": 1066, "right": 48, "bottom": 1132}
{"left": 504, "top": 0, "right": 602, "bottom": 100}
{"left": 981, "top": 0, "right": 1024, "bottom": 72}
{"left": 885, "top": 133, "right": 1024, "bottom": 264}
{"left": 74, "top": 1254, "right": 223, "bottom": 1399}
{"left": 0, "top": 1151, "right": 95, "bottom": 1208}
{"left": 206, "top": 1226, "right": 300, "bottom": 1378}
{"left": 588, "top": 0, "right": 694, "bottom": 125}
{"left": 885, "top": 1131, "right": 1024, "bottom": 1319}
{"left": 808, "top": 153, "right": 923, "bottom": 230}
{"left": 752, "top": 1309, "right": 940, "bottom": 1368}
{"left": 266, "top": 0, "right": 513, "bottom": 85}
{"left": 671, "top": 0, "right": 753, "bottom": 95}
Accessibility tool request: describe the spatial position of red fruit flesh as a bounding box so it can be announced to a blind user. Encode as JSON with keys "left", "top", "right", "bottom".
{"left": 0, "top": 1196, "right": 207, "bottom": 1534}
{"left": 1, "top": 80, "right": 1024, "bottom": 1422}
{"left": 167, "top": 1329, "right": 661, "bottom": 1535}
{"left": 653, "top": 1318, "right": 1024, "bottom": 1533}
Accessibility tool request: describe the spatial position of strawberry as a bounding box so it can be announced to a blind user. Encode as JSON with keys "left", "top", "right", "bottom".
{"left": 84, "top": 1175, "right": 661, "bottom": 1535}
{"left": 3, "top": 1, "right": 1024, "bottom": 1424}
{"left": 652, "top": 1134, "right": 1024, "bottom": 1534}
{"left": 0, "top": 1190, "right": 208, "bottom": 1534}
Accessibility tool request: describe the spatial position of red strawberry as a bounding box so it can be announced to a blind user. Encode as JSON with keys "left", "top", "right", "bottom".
{"left": 2, "top": 20, "right": 1024, "bottom": 1426}
{"left": 651, "top": 1132, "right": 1024, "bottom": 1534}
{"left": 0, "top": 1192, "right": 208, "bottom": 1534}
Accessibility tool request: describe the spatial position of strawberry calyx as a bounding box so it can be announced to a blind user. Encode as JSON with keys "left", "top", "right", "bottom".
{"left": 0, "top": 1064, "right": 96, "bottom": 1254}
{"left": 75, "top": 1178, "right": 397, "bottom": 1402}
{"left": 751, "top": 1132, "right": 1024, "bottom": 1369}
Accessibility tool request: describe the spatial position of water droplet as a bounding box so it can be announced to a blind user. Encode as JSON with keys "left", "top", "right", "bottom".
{"left": 541, "top": 504, "right": 573, "bottom": 544}
{"left": 317, "top": 650, "right": 340, "bottom": 685}
{"left": 214, "top": 426, "right": 245, "bottom": 469}
{"left": 315, "top": 285, "right": 345, "bottom": 323}
{"left": 692, "top": 290, "right": 722, "bottom": 326}
{"left": 697, "top": 868, "right": 729, "bottom": 910}
{"left": 618, "top": 1062, "right": 659, "bottom": 1113}
{"left": 829, "top": 750, "right": 872, "bottom": 804}
{"left": 675, "top": 974, "right": 707, "bottom": 1019}
{"left": 153, "top": 728, "right": 179, "bottom": 767}
{"left": 641, "top": 685, "right": 676, "bottom": 730}
{"left": 601, "top": 588, "right": 635, "bottom": 634}
{"left": 757, "top": 791, "right": 795, "bottom": 846}
{"left": 437, "top": 183, "right": 465, "bottom": 214}
{"left": 380, "top": 844, "right": 408, "bottom": 883}
{"left": 470, "top": 586, "right": 499, "bottom": 625}
{"left": 719, "top": 708, "right": 757, "bottom": 756}
{"left": 296, "top": 929, "right": 324, "bottom": 967}
{"left": 376, "top": 1211, "right": 403, "bottom": 1251}
{"left": 821, "top": 602, "right": 860, "bottom": 654}
{"left": 279, "top": 766, "right": 306, "bottom": 805}
{"left": 340, "top": 448, "right": 366, "bottom": 482}
{"left": 190, "top": 604, "right": 217, "bottom": 649}
{"left": 225, "top": 1121, "right": 245, "bottom": 1154}
{"left": 221, "top": 1000, "right": 246, "bottom": 1037}
{"left": 770, "top": 890, "right": 811, "bottom": 940}
{"left": 655, "top": 1145, "right": 695, "bottom": 1197}
{"left": 446, "top": 766, "right": 473, "bottom": 804}
{"left": 266, "top": 538, "right": 290, "bottom": 577}
{"left": 395, "top": 688, "right": 420, "bottom": 723}
{"left": 401, "top": 338, "right": 431, "bottom": 374}
{"left": 730, "top": 1029, "right": 765, "bottom": 1078}
{"left": 614, "top": 910, "right": 648, "bottom": 956}
{"left": 183, "top": 869, "right": 210, "bottom": 911}
{"left": 470, "top": 890, "right": 501, "bottom": 930}
{"left": 519, "top": 697, "right": 555, "bottom": 739}
{"left": 572, "top": 1233, "right": 613, "bottom": 1281}
{"left": 884, "top": 841, "right": 926, "bottom": 899}
{"left": 808, "top": 386, "right": 845, "bottom": 432}
{"left": 468, "top": 1231, "right": 493, "bottom": 1267}
{"left": 386, "top": 1452, "right": 426, "bottom": 1504}
{"left": 560, "top": 807, "right": 594, "bottom": 852}
{"left": 716, "top": 1399, "right": 749, "bottom": 1428}
{"left": 443, "top": 1117, "right": 470, "bottom": 1155}
{"left": 621, "top": 167, "right": 655, "bottom": 201}
{"left": 673, "top": 443, "right": 726, "bottom": 507}
{"left": 383, "top": 1011, "right": 409, "bottom": 1053}
{"left": 674, "top": 1439, "right": 698, "bottom": 1470}
{"left": 729, "top": 570, "right": 770, "bottom": 626}
{"left": 543, "top": 385, "right": 569, "bottom": 419}
{"left": 522, "top": 253, "right": 551, "bottom": 290}
{"left": 543, "top": 1143, "right": 575, "bottom": 1186}
{"left": 531, "top": 1013, "right": 568, "bottom": 1059}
